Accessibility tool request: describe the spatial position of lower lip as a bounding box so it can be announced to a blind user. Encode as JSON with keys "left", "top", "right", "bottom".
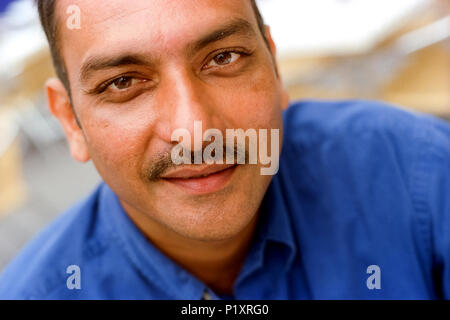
{"left": 162, "top": 165, "right": 238, "bottom": 195}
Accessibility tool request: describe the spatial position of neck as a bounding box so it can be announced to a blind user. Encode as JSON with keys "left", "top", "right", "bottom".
{"left": 122, "top": 202, "right": 259, "bottom": 295}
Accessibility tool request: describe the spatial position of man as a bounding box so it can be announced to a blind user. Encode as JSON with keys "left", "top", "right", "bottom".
{"left": 0, "top": 0, "right": 449, "bottom": 299}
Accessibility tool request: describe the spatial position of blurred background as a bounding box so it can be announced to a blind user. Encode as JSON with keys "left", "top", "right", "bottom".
{"left": 0, "top": 0, "right": 449, "bottom": 270}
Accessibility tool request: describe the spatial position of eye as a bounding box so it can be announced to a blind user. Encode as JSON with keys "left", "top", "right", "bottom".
{"left": 109, "top": 76, "right": 138, "bottom": 91}
{"left": 87, "top": 74, "right": 152, "bottom": 99}
{"left": 205, "top": 52, "right": 241, "bottom": 68}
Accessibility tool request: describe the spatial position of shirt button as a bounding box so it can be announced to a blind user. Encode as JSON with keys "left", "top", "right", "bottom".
{"left": 202, "top": 290, "right": 213, "bottom": 300}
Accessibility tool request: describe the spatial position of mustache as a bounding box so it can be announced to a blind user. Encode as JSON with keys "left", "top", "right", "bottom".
{"left": 144, "top": 143, "right": 249, "bottom": 181}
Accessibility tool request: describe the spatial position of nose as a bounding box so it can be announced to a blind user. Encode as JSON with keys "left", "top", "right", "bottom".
{"left": 160, "top": 68, "right": 216, "bottom": 152}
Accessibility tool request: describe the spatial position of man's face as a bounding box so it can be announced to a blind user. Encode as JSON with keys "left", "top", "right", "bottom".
{"left": 52, "top": 0, "right": 288, "bottom": 241}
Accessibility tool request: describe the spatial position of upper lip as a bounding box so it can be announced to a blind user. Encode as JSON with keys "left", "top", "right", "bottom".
{"left": 161, "top": 164, "right": 236, "bottom": 179}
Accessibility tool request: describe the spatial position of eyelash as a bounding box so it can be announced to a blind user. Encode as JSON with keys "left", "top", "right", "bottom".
{"left": 202, "top": 48, "right": 252, "bottom": 70}
{"left": 93, "top": 74, "right": 138, "bottom": 94}
{"left": 90, "top": 49, "right": 253, "bottom": 95}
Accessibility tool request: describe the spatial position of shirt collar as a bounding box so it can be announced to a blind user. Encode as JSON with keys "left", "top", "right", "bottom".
{"left": 99, "top": 183, "right": 206, "bottom": 299}
{"left": 235, "top": 172, "right": 298, "bottom": 284}
{"left": 98, "top": 169, "right": 298, "bottom": 298}
{"left": 259, "top": 173, "right": 298, "bottom": 271}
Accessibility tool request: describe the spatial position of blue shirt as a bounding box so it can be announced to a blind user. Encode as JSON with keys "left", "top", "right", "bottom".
{"left": 0, "top": 100, "right": 449, "bottom": 299}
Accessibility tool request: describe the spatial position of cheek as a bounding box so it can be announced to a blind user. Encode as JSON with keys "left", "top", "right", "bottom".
{"left": 220, "top": 66, "right": 283, "bottom": 130}
{"left": 80, "top": 104, "right": 158, "bottom": 178}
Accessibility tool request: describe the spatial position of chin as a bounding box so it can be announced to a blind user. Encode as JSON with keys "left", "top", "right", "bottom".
{"left": 159, "top": 193, "right": 262, "bottom": 242}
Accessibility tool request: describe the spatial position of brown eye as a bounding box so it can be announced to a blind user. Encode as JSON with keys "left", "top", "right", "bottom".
{"left": 214, "top": 52, "right": 233, "bottom": 65}
{"left": 206, "top": 52, "right": 240, "bottom": 68}
{"left": 111, "top": 76, "right": 133, "bottom": 90}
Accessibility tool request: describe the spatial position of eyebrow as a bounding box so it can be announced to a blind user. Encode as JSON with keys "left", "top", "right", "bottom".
{"left": 188, "top": 18, "right": 257, "bottom": 53}
{"left": 79, "top": 54, "right": 155, "bottom": 84}
{"left": 79, "top": 18, "right": 257, "bottom": 83}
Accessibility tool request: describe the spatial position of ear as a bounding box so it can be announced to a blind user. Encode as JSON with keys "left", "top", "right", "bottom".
{"left": 264, "top": 25, "right": 277, "bottom": 58}
{"left": 264, "top": 26, "right": 290, "bottom": 110}
{"left": 45, "top": 78, "right": 90, "bottom": 162}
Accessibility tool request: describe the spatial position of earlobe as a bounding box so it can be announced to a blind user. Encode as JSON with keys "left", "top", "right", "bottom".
{"left": 45, "top": 78, "right": 90, "bottom": 162}
{"left": 281, "top": 89, "right": 290, "bottom": 110}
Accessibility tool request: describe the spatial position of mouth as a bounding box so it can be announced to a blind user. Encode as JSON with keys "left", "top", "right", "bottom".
{"left": 161, "top": 164, "right": 238, "bottom": 195}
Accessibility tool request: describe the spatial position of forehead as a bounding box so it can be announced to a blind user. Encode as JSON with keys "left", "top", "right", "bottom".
{"left": 57, "top": 0, "right": 255, "bottom": 31}
{"left": 56, "top": 0, "right": 258, "bottom": 71}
